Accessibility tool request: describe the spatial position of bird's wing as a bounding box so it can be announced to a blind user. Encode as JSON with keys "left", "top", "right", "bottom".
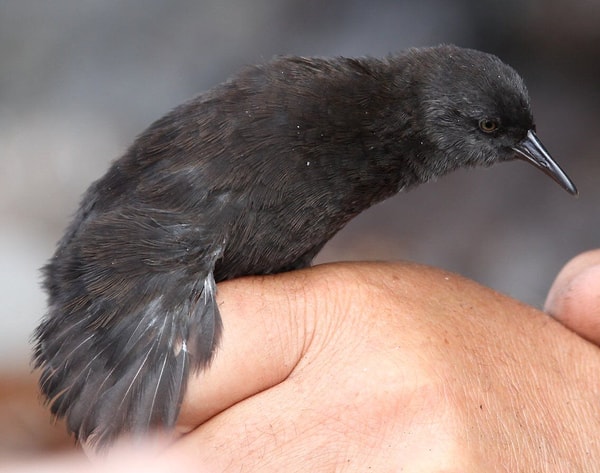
{"left": 34, "top": 204, "right": 226, "bottom": 447}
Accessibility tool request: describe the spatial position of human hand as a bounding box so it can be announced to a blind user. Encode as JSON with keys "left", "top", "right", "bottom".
{"left": 169, "top": 260, "right": 600, "bottom": 471}
{"left": 545, "top": 249, "right": 600, "bottom": 345}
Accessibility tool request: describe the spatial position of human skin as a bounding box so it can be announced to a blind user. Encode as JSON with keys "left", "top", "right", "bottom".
{"left": 545, "top": 249, "right": 600, "bottom": 346}
{"left": 7, "top": 252, "right": 600, "bottom": 472}
{"left": 168, "top": 260, "right": 600, "bottom": 472}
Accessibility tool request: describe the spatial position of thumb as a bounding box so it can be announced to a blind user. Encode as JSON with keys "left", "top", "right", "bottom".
{"left": 544, "top": 249, "right": 600, "bottom": 346}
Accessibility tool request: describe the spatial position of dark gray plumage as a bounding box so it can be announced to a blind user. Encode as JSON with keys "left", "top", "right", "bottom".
{"left": 33, "top": 44, "right": 577, "bottom": 448}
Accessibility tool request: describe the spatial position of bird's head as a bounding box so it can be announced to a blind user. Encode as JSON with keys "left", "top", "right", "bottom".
{"left": 410, "top": 45, "right": 577, "bottom": 195}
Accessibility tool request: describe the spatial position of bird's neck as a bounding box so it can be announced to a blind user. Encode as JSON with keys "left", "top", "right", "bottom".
{"left": 293, "top": 56, "right": 433, "bottom": 202}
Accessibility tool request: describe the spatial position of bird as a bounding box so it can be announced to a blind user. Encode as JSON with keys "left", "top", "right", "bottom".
{"left": 33, "top": 44, "right": 577, "bottom": 448}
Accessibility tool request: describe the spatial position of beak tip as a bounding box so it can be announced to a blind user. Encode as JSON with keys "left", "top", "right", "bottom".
{"left": 514, "top": 131, "right": 578, "bottom": 198}
{"left": 558, "top": 178, "right": 578, "bottom": 197}
{"left": 561, "top": 175, "right": 578, "bottom": 197}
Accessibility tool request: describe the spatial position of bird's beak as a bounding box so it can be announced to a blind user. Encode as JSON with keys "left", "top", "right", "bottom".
{"left": 512, "top": 130, "right": 578, "bottom": 196}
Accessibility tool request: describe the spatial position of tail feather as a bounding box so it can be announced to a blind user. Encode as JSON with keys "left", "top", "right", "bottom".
{"left": 34, "top": 273, "right": 221, "bottom": 448}
{"left": 187, "top": 274, "right": 220, "bottom": 368}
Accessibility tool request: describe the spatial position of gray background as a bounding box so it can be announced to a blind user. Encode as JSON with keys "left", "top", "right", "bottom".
{"left": 1, "top": 0, "right": 598, "bottom": 369}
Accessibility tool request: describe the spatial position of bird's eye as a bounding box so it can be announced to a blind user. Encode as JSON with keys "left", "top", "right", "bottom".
{"left": 479, "top": 118, "right": 499, "bottom": 133}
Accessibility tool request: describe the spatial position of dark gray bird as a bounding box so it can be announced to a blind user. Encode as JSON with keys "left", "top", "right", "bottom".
{"left": 33, "top": 44, "right": 577, "bottom": 448}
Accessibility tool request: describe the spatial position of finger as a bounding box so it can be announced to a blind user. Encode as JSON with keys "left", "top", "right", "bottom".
{"left": 176, "top": 267, "right": 324, "bottom": 433}
{"left": 544, "top": 249, "right": 600, "bottom": 345}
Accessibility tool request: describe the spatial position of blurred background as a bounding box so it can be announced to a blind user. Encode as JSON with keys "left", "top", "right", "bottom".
{"left": 1, "top": 0, "right": 598, "bottom": 457}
